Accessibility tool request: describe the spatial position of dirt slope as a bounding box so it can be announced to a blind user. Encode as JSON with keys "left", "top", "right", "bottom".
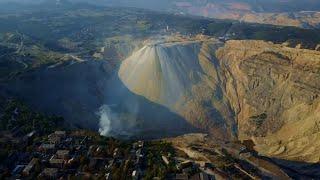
{"left": 119, "top": 38, "right": 320, "bottom": 162}
{"left": 218, "top": 40, "right": 320, "bottom": 163}
{"left": 119, "top": 38, "right": 237, "bottom": 140}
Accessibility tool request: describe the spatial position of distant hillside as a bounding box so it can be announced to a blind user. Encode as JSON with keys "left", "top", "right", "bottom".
{"left": 170, "top": 1, "right": 320, "bottom": 28}
{"left": 73, "top": 0, "right": 320, "bottom": 28}
{"left": 1, "top": 0, "right": 320, "bottom": 28}
{"left": 71, "top": 0, "right": 320, "bottom": 13}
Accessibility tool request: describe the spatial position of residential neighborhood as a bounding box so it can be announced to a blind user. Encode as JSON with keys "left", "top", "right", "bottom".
{"left": 0, "top": 126, "right": 293, "bottom": 180}
{"left": 0, "top": 128, "right": 222, "bottom": 179}
{"left": 0, "top": 103, "right": 289, "bottom": 180}
{"left": 0, "top": 100, "right": 293, "bottom": 179}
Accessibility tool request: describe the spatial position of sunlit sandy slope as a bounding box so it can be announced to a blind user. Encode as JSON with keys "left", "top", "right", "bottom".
{"left": 119, "top": 38, "right": 236, "bottom": 140}
{"left": 119, "top": 41, "right": 203, "bottom": 107}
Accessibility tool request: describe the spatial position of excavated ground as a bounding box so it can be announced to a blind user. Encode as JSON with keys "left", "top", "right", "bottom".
{"left": 119, "top": 37, "right": 320, "bottom": 163}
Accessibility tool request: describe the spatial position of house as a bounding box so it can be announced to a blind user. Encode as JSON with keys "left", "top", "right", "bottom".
{"left": 22, "top": 158, "right": 38, "bottom": 176}
{"left": 48, "top": 134, "right": 61, "bottom": 144}
{"left": 49, "top": 156, "right": 64, "bottom": 168}
{"left": 47, "top": 131, "right": 66, "bottom": 144}
{"left": 39, "top": 143, "right": 55, "bottom": 153}
{"left": 40, "top": 168, "right": 58, "bottom": 179}
{"left": 56, "top": 150, "right": 70, "bottom": 159}
{"left": 54, "top": 131, "right": 66, "bottom": 138}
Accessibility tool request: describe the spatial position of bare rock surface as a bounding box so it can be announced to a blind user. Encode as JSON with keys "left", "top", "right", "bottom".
{"left": 119, "top": 37, "right": 320, "bottom": 162}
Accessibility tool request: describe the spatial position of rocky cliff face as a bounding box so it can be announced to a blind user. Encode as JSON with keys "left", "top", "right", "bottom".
{"left": 119, "top": 38, "right": 320, "bottom": 162}
{"left": 217, "top": 41, "right": 320, "bottom": 163}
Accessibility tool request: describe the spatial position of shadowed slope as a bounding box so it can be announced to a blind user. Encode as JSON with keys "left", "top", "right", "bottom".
{"left": 5, "top": 60, "right": 197, "bottom": 138}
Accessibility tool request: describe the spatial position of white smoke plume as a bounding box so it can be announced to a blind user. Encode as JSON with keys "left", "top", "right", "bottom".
{"left": 96, "top": 103, "right": 138, "bottom": 137}
{"left": 96, "top": 105, "right": 117, "bottom": 136}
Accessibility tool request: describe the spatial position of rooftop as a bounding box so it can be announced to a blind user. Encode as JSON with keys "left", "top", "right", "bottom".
{"left": 41, "top": 168, "right": 58, "bottom": 177}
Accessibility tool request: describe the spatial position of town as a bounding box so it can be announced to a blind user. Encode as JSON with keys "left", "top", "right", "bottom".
{"left": 0, "top": 126, "right": 221, "bottom": 179}
{"left": 0, "top": 99, "right": 293, "bottom": 179}
{"left": 0, "top": 128, "right": 292, "bottom": 180}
